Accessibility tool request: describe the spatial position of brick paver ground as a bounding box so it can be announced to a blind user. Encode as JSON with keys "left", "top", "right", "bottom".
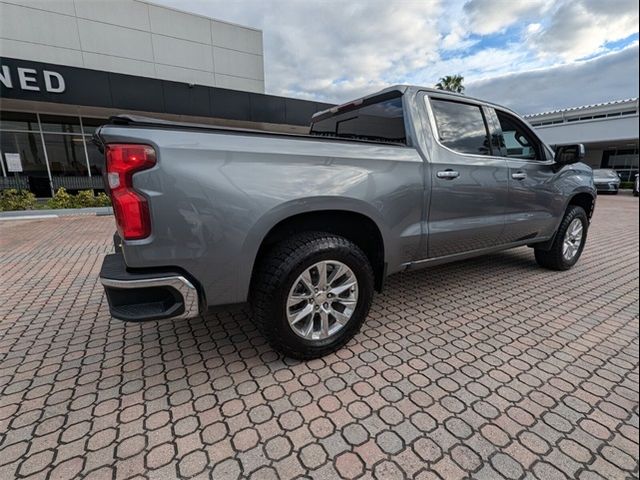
{"left": 1, "top": 195, "right": 638, "bottom": 480}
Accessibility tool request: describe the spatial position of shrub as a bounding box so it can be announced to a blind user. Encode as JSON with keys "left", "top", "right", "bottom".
{"left": 620, "top": 181, "right": 634, "bottom": 190}
{"left": 47, "top": 187, "right": 74, "bottom": 209}
{"left": 47, "top": 187, "right": 111, "bottom": 209}
{"left": 95, "top": 192, "right": 112, "bottom": 207}
{"left": 72, "top": 190, "right": 97, "bottom": 208}
{"left": 0, "top": 189, "right": 37, "bottom": 211}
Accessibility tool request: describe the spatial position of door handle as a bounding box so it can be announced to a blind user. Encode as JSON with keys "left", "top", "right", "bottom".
{"left": 437, "top": 170, "right": 460, "bottom": 179}
{"left": 512, "top": 172, "right": 527, "bottom": 180}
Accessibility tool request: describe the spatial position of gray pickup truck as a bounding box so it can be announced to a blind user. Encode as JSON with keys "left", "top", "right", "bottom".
{"left": 96, "top": 85, "right": 596, "bottom": 359}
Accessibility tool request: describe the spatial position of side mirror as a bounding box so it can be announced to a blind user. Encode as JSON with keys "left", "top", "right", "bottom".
{"left": 554, "top": 144, "right": 585, "bottom": 165}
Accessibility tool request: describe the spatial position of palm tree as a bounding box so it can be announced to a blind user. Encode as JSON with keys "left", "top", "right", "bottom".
{"left": 435, "top": 75, "right": 465, "bottom": 94}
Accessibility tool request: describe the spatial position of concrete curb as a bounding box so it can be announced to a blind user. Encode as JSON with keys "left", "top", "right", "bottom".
{"left": 0, "top": 207, "right": 113, "bottom": 219}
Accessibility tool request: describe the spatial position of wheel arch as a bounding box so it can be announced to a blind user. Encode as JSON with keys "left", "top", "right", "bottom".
{"left": 245, "top": 206, "right": 387, "bottom": 296}
{"left": 536, "top": 189, "right": 596, "bottom": 251}
{"left": 567, "top": 191, "right": 596, "bottom": 221}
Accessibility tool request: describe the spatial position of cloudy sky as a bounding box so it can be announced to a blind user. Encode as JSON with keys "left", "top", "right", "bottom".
{"left": 152, "top": 0, "right": 639, "bottom": 115}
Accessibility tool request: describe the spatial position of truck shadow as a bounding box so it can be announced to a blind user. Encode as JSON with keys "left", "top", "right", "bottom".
{"left": 120, "top": 246, "right": 559, "bottom": 375}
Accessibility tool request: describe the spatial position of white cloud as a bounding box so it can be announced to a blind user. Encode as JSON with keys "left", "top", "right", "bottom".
{"left": 529, "top": 0, "right": 639, "bottom": 60}
{"left": 466, "top": 44, "right": 640, "bottom": 115}
{"left": 462, "top": 0, "right": 550, "bottom": 35}
{"left": 526, "top": 23, "right": 542, "bottom": 34}
{"left": 156, "top": 0, "right": 443, "bottom": 102}
{"left": 151, "top": 0, "right": 639, "bottom": 109}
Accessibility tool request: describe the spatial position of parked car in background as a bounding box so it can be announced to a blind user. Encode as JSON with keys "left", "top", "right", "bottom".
{"left": 95, "top": 86, "right": 596, "bottom": 359}
{"left": 634, "top": 174, "right": 639, "bottom": 197}
{"left": 592, "top": 169, "right": 621, "bottom": 194}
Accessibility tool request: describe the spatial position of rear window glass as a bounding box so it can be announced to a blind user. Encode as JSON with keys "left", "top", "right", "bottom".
{"left": 310, "top": 94, "right": 406, "bottom": 144}
{"left": 430, "top": 99, "right": 490, "bottom": 155}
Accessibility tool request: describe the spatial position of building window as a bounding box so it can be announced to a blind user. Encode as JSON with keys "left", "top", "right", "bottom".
{"left": 86, "top": 140, "right": 105, "bottom": 176}
{"left": 0, "top": 111, "right": 39, "bottom": 131}
{"left": 80, "top": 117, "right": 109, "bottom": 135}
{"left": 43, "top": 133, "right": 88, "bottom": 176}
{"left": 40, "top": 114, "right": 100, "bottom": 192}
{"left": 40, "top": 114, "right": 82, "bottom": 134}
{"left": 603, "top": 147, "right": 639, "bottom": 182}
{"left": 0, "top": 130, "right": 50, "bottom": 197}
{"left": 0, "top": 111, "right": 107, "bottom": 197}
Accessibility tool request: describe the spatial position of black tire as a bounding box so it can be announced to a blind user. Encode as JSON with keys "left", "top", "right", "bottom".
{"left": 251, "top": 232, "right": 374, "bottom": 359}
{"left": 534, "top": 205, "right": 588, "bottom": 271}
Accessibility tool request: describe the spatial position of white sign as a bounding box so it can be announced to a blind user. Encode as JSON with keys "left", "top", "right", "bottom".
{"left": 0, "top": 65, "right": 66, "bottom": 93}
{"left": 5, "top": 153, "right": 23, "bottom": 173}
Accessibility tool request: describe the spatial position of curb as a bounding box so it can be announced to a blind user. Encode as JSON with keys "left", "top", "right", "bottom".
{"left": 0, "top": 207, "right": 113, "bottom": 219}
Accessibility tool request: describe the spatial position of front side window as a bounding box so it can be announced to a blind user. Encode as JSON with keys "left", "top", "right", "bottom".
{"left": 430, "top": 99, "right": 490, "bottom": 155}
{"left": 496, "top": 110, "right": 540, "bottom": 160}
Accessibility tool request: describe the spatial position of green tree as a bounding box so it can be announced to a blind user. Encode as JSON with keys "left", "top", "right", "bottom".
{"left": 435, "top": 75, "right": 465, "bottom": 94}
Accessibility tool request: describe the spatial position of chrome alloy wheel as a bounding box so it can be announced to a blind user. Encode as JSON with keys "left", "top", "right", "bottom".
{"left": 286, "top": 260, "right": 359, "bottom": 341}
{"left": 563, "top": 218, "right": 584, "bottom": 261}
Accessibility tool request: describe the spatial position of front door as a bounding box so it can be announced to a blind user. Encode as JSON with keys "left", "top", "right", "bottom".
{"left": 488, "top": 108, "right": 560, "bottom": 243}
{"left": 425, "top": 96, "right": 510, "bottom": 258}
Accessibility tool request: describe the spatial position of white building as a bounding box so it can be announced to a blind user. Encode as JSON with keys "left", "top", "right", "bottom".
{"left": 0, "top": 0, "right": 330, "bottom": 197}
{"left": 525, "top": 98, "right": 639, "bottom": 182}
{"left": 0, "top": 0, "right": 265, "bottom": 92}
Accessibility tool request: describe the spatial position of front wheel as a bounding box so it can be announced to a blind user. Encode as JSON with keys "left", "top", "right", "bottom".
{"left": 534, "top": 205, "right": 588, "bottom": 271}
{"left": 251, "top": 232, "right": 374, "bottom": 359}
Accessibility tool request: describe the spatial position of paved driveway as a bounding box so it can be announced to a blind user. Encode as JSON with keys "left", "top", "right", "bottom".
{"left": 0, "top": 195, "right": 638, "bottom": 480}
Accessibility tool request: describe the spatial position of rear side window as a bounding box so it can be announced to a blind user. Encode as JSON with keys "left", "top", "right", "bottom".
{"left": 430, "top": 99, "right": 490, "bottom": 156}
{"left": 310, "top": 95, "right": 406, "bottom": 144}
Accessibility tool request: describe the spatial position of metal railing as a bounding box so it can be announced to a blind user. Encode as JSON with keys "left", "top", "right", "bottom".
{"left": 51, "top": 176, "right": 104, "bottom": 191}
{"left": 0, "top": 176, "right": 29, "bottom": 190}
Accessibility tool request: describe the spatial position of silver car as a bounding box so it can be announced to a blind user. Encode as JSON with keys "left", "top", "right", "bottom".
{"left": 592, "top": 169, "right": 621, "bottom": 194}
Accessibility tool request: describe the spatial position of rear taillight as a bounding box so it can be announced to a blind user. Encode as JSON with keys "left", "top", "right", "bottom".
{"left": 105, "top": 144, "right": 156, "bottom": 240}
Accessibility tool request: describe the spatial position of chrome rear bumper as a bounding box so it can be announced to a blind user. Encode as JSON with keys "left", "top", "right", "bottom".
{"left": 100, "top": 253, "right": 200, "bottom": 321}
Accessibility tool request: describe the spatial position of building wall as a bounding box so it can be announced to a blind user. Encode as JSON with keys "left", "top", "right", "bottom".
{"left": 532, "top": 115, "right": 639, "bottom": 146}
{"left": 531, "top": 114, "right": 639, "bottom": 178}
{"left": 0, "top": 0, "right": 265, "bottom": 93}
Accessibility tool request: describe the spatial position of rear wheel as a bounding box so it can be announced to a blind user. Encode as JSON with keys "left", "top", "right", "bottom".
{"left": 251, "top": 232, "right": 374, "bottom": 359}
{"left": 534, "top": 205, "right": 588, "bottom": 271}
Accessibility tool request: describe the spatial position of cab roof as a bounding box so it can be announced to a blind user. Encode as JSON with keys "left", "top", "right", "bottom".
{"left": 311, "top": 85, "right": 522, "bottom": 122}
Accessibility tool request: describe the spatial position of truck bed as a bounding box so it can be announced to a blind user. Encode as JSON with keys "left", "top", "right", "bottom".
{"left": 102, "top": 114, "right": 407, "bottom": 147}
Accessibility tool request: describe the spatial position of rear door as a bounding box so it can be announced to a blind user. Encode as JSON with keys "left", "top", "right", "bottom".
{"left": 487, "top": 107, "right": 559, "bottom": 243}
{"left": 424, "top": 95, "right": 509, "bottom": 258}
